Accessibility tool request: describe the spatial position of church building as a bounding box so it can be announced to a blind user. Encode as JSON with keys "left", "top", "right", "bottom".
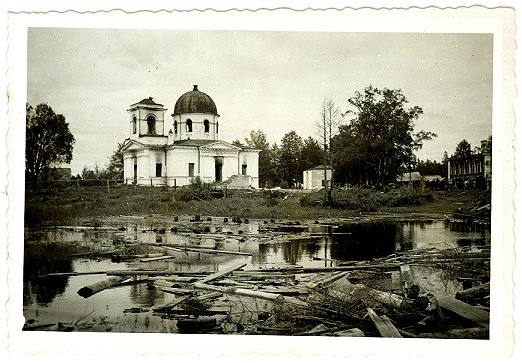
{"left": 121, "top": 85, "right": 259, "bottom": 188}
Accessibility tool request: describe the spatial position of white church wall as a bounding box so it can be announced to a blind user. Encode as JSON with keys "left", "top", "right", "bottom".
{"left": 166, "top": 148, "right": 200, "bottom": 186}
{"left": 123, "top": 155, "right": 134, "bottom": 184}
{"left": 239, "top": 151, "right": 259, "bottom": 177}
{"left": 222, "top": 154, "right": 240, "bottom": 181}
{"left": 136, "top": 153, "right": 149, "bottom": 184}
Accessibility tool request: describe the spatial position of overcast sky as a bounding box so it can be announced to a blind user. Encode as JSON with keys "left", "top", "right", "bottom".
{"left": 27, "top": 28, "right": 493, "bottom": 175}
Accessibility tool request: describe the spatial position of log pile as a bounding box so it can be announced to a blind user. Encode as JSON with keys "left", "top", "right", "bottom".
{"left": 65, "top": 249, "right": 489, "bottom": 337}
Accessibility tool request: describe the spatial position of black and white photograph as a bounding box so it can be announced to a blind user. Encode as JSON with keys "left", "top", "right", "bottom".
{"left": 2, "top": 2, "right": 517, "bottom": 359}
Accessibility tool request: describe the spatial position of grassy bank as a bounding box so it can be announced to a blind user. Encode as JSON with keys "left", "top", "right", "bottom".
{"left": 24, "top": 183, "right": 487, "bottom": 226}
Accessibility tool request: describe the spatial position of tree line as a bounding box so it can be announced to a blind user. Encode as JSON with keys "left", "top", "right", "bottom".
{"left": 28, "top": 85, "right": 486, "bottom": 188}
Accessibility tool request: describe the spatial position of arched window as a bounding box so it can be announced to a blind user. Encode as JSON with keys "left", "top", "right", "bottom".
{"left": 174, "top": 120, "right": 178, "bottom": 134}
{"left": 186, "top": 119, "right": 193, "bottom": 133}
{"left": 147, "top": 115, "right": 156, "bottom": 134}
{"left": 204, "top": 119, "right": 210, "bottom": 133}
{"left": 216, "top": 122, "right": 219, "bottom": 134}
{"left": 132, "top": 115, "right": 137, "bottom": 134}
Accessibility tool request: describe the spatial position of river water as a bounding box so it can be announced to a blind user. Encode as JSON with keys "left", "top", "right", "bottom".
{"left": 23, "top": 217, "right": 490, "bottom": 333}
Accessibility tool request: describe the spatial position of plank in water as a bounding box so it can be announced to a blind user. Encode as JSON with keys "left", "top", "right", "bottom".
{"left": 367, "top": 307, "right": 402, "bottom": 338}
{"left": 437, "top": 296, "right": 489, "bottom": 328}
{"left": 198, "top": 263, "right": 247, "bottom": 284}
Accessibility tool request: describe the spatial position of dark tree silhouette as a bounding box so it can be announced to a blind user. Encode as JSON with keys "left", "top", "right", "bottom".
{"left": 333, "top": 86, "right": 435, "bottom": 186}
{"left": 26, "top": 103, "right": 75, "bottom": 182}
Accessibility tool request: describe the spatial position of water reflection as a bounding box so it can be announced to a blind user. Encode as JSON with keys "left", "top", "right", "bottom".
{"left": 23, "top": 218, "right": 490, "bottom": 331}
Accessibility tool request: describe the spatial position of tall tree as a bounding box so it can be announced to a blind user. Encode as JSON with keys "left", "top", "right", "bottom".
{"left": 106, "top": 142, "right": 125, "bottom": 179}
{"left": 333, "top": 86, "right": 435, "bottom": 186}
{"left": 454, "top": 139, "right": 472, "bottom": 158}
{"left": 300, "top": 137, "right": 323, "bottom": 171}
{"left": 26, "top": 103, "right": 75, "bottom": 182}
{"left": 266, "top": 142, "right": 282, "bottom": 188}
{"left": 244, "top": 130, "right": 271, "bottom": 188}
{"left": 279, "top": 131, "right": 304, "bottom": 187}
{"left": 317, "top": 98, "right": 342, "bottom": 202}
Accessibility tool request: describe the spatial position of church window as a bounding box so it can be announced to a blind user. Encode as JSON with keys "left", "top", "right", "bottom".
{"left": 188, "top": 163, "right": 195, "bottom": 177}
{"left": 174, "top": 120, "right": 178, "bottom": 134}
{"left": 242, "top": 164, "right": 247, "bottom": 176}
{"left": 156, "top": 163, "right": 162, "bottom": 177}
{"left": 204, "top": 120, "right": 210, "bottom": 133}
{"left": 132, "top": 115, "right": 137, "bottom": 134}
{"left": 147, "top": 115, "right": 156, "bottom": 134}
{"left": 186, "top": 119, "right": 193, "bottom": 133}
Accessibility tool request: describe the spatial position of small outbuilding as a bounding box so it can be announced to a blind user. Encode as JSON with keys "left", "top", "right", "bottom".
{"left": 303, "top": 165, "right": 333, "bottom": 190}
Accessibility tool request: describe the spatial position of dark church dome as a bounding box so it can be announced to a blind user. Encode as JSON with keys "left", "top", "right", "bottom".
{"left": 173, "top": 85, "right": 218, "bottom": 115}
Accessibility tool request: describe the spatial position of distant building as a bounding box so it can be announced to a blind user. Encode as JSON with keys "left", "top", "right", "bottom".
{"left": 396, "top": 171, "right": 422, "bottom": 183}
{"left": 121, "top": 85, "right": 259, "bottom": 188}
{"left": 448, "top": 138, "right": 492, "bottom": 189}
{"left": 303, "top": 165, "right": 333, "bottom": 190}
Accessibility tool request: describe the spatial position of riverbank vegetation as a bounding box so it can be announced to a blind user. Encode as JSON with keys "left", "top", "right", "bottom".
{"left": 24, "top": 180, "right": 488, "bottom": 227}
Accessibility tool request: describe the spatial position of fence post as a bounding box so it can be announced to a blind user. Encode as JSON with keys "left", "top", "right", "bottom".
{"left": 151, "top": 178, "right": 153, "bottom": 187}
{"left": 174, "top": 179, "right": 176, "bottom": 189}
{"left": 107, "top": 179, "right": 110, "bottom": 194}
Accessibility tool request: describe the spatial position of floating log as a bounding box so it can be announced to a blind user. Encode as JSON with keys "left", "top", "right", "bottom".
{"left": 455, "top": 282, "right": 490, "bottom": 303}
{"left": 157, "top": 286, "right": 195, "bottom": 295}
{"left": 367, "top": 308, "right": 402, "bottom": 338}
{"left": 197, "top": 292, "right": 222, "bottom": 301}
{"left": 306, "top": 271, "right": 349, "bottom": 289}
{"left": 215, "top": 279, "right": 251, "bottom": 288}
{"left": 438, "top": 296, "right": 489, "bottom": 328}
{"left": 152, "top": 295, "right": 192, "bottom": 312}
{"left": 77, "top": 276, "right": 126, "bottom": 298}
{"left": 193, "top": 282, "right": 308, "bottom": 307}
{"left": 260, "top": 264, "right": 400, "bottom": 273}
{"left": 140, "top": 255, "right": 177, "bottom": 262}
{"left": 149, "top": 276, "right": 198, "bottom": 283}
{"left": 198, "top": 263, "right": 247, "bottom": 284}
{"left": 257, "top": 287, "right": 309, "bottom": 296}
{"left": 331, "top": 279, "right": 404, "bottom": 309}
{"left": 107, "top": 269, "right": 210, "bottom": 277}
{"left": 45, "top": 270, "right": 108, "bottom": 277}
{"left": 232, "top": 272, "right": 296, "bottom": 280}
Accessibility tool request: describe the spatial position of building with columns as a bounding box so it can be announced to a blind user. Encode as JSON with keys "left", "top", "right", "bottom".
{"left": 121, "top": 85, "right": 259, "bottom": 188}
{"left": 448, "top": 138, "right": 492, "bottom": 189}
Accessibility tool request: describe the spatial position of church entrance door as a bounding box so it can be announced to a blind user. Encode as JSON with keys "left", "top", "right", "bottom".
{"left": 215, "top": 157, "right": 223, "bottom": 182}
{"left": 133, "top": 160, "right": 137, "bottom": 184}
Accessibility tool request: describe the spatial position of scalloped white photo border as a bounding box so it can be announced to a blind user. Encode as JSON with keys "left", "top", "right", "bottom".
{"left": 2, "top": 3, "right": 517, "bottom": 360}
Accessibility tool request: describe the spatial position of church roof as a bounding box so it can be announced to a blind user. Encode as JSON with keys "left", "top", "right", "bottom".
{"left": 173, "top": 85, "right": 218, "bottom": 116}
{"left": 129, "top": 97, "right": 164, "bottom": 108}
{"left": 172, "top": 139, "right": 216, "bottom": 147}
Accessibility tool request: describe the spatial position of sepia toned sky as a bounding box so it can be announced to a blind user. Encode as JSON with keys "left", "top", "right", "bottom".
{"left": 27, "top": 28, "right": 493, "bottom": 175}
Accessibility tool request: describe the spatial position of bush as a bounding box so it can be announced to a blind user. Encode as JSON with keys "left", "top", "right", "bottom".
{"left": 172, "top": 177, "right": 212, "bottom": 202}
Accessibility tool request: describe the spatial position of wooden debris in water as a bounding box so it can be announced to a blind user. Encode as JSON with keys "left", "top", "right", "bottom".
{"left": 77, "top": 276, "right": 126, "bottom": 298}
{"left": 438, "top": 296, "right": 489, "bottom": 328}
{"left": 367, "top": 308, "right": 402, "bottom": 338}
{"left": 198, "top": 263, "right": 247, "bottom": 284}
